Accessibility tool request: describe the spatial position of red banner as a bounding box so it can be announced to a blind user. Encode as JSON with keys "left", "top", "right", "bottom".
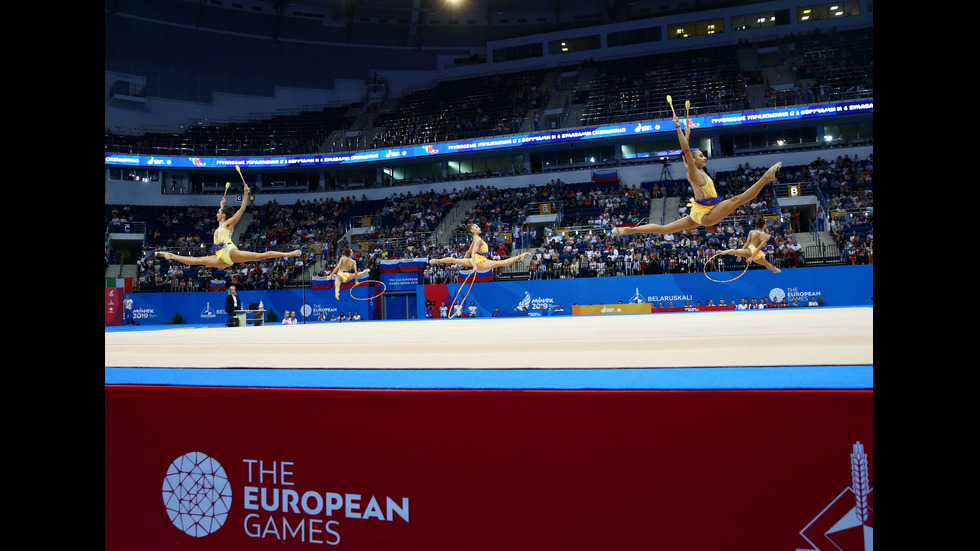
{"left": 105, "top": 288, "right": 123, "bottom": 326}
{"left": 106, "top": 386, "right": 873, "bottom": 550}
{"left": 653, "top": 304, "right": 738, "bottom": 312}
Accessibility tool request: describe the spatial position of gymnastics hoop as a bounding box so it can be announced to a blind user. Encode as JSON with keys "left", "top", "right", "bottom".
{"left": 448, "top": 270, "right": 477, "bottom": 319}
{"left": 703, "top": 252, "right": 750, "bottom": 283}
{"left": 349, "top": 279, "right": 386, "bottom": 300}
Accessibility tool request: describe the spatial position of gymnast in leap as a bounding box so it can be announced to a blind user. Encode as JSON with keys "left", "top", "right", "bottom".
{"left": 429, "top": 223, "right": 529, "bottom": 270}
{"left": 156, "top": 183, "right": 301, "bottom": 267}
{"left": 719, "top": 216, "right": 781, "bottom": 274}
{"left": 327, "top": 247, "right": 371, "bottom": 300}
{"left": 611, "top": 114, "right": 782, "bottom": 236}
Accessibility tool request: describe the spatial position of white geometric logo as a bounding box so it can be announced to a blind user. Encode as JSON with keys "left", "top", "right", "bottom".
{"left": 798, "top": 442, "right": 873, "bottom": 550}
{"left": 629, "top": 287, "right": 646, "bottom": 303}
{"left": 201, "top": 303, "right": 217, "bottom": 319}
{"left": 162, "top": 452, "right": 233, "bottom": 537}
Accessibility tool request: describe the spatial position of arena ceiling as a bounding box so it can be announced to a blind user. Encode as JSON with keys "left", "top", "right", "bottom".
{"left": 119, "top": 0, "right": 776, "bottom": 25}
{"left": 107, "top": 0, "right": 786, "bottom": 51}
{"left": 288, "top": 0, "right": 771, "bottom": 19}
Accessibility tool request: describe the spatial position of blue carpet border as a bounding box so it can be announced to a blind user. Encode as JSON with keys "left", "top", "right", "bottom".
{"left": 105, "top": 365, "right": 872, "bottom": 390}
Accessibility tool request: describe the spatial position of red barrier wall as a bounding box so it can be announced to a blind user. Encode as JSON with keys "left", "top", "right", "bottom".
{"left": 105, "top": 386, "right": 873, "bottom": 550}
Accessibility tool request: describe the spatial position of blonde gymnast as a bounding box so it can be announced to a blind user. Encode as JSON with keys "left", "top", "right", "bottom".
{"left": 156, "top": 183, "right": 301, "bottom": 267}
{"left": 611, "top": 114, "right": 781, "bottom": 236}
{"left": 429, "top": 223, "right": 529, "bottom": 270}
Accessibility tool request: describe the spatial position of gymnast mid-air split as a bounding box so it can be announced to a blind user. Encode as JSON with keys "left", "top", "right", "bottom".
{"left": 429, "top": 223, "right": 529, "bottom": 270}
{"left": 718, "top": 216, "right": 781, "bottom": 274}
{"left": 610, "top": 97, "right": 782, "bottom": 238}
{"left": 428, "top": 222, "right": 529, "bottom": 318}
{"left": 155, "top": 180, "right": 301, "bottom": 268}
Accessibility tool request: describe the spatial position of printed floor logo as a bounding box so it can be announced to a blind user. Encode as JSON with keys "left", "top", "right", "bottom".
{"left": 798, "top": 442, "right": 873, "bottom": 551}
{"left": 162, "top": 452, "right": 233, "bottom": 537}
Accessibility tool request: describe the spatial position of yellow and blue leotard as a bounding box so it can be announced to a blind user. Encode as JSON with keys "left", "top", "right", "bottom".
{"left": 212, "top": 225, "right": 237, "bottom": 266}
{"left": 472, "top": 239, "right": 489, "bottom": 265}
{"left": 687, "top": 172, "right": 721, "bottom": 225}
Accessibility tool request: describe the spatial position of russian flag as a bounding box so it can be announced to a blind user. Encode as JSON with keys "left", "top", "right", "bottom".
{"left": 400, "top": 258, "right": 428, "bottom": 272}
{"left": 458, "top": 268, "right": 494, "bottom": 283}
{"left": 382, "top": 258, "right": 428, "bottom": 273}
{"left": 312, "top": 275, "right": 332, "bottom": 289}
{"left": 380, "top": 259, "right": 402, "bottom": 274}
{"left": 592, "top": 169, "right": 619, "bottom": 183}
{"left": 208, "top": 279, "right": 226, "bottom": 292}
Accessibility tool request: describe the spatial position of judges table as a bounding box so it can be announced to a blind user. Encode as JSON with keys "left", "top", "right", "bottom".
{"left": 233, "top": 309, "right": 265, "bottom": 326}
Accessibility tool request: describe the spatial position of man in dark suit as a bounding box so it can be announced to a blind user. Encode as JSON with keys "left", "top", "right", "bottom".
{"left": 226, "top": 285, "right": 241, "bottom": 326}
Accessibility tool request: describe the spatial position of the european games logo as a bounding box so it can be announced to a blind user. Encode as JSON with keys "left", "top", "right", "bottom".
{"left": 768, "top": 287, "right": 786, "bottom": 303}
{"left": 162, "top": 452, "right": 232, "bottom": 537}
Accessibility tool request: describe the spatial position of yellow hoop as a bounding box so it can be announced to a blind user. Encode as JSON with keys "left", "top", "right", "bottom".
{"left": 349, "top": 279, "right": 386, "bottom": 300}
{"left": 704, "top": 252, "right": 750, "bottom": 283}
{"left": 448, "top": 270, "right": 477, "bottom": 319}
